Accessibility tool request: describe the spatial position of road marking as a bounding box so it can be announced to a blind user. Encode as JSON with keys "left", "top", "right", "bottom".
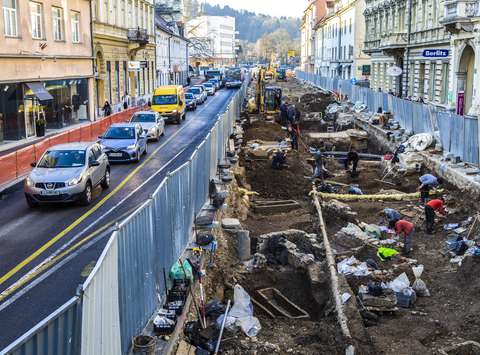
{"left": 0, "top": 92, "right": 227, "bottom": 288}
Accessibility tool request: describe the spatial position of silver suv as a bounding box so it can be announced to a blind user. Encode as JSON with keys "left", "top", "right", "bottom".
{"left": 24, "top": 142, "right": 110, "bottom": 207}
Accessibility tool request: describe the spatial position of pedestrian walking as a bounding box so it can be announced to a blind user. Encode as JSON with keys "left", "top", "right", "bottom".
{"left": 102, "top": 101, "right": 112, "bottom": 117}
{"left": 122, "top": 92, "right": 130, "bottom": 110}
{"left": 418, "top": 174, "right": 440, "bottom": 203}
{"left": 395, "top": 219, "right": 414, "bottom": 256}
{"left": 424, "top": 197, "right": 446, "bottom": 234}
{"left": 383, "top": 208, "right": 401, "bottom": 228}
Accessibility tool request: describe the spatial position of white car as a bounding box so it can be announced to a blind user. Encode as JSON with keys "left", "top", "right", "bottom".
{"left": 202, "top": 83, "right": 216, "bottom": 95}
{"left": 129, "top": 111, "right": 165, "bottom": 141}
{"left": 193, "top": 85, "right": 208, "bottom": 102}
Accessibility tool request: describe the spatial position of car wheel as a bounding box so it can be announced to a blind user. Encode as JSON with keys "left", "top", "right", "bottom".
{"left": 101, "top": 169, "right": 110, "bottom": 189}
{"left": 182, "top": 112, "right": 186, "bottom": 120}
{"left": 25, "top": 195, "right": 38, "bottom": 208}
{"left": 80, "top": 182, "right": 92, "bottom": 206}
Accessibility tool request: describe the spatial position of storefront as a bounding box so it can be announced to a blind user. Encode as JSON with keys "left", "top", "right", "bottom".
{"left": 0, "top": 78, "right": 90, "bottom": 143}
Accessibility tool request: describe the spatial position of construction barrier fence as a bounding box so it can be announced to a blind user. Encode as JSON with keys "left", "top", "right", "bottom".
{"left": 0, "top": 107, "right": 140, "bottom": 191}
{"left": 1, "top": 80, "right": 248, "bottom": 355}
{"left": 296, "top": 71, "right": 479, "bottom": 165}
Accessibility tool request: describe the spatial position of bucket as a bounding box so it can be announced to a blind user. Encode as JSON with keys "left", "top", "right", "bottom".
{"left": 132, "top": 335, "right": 156, "bottom": 355}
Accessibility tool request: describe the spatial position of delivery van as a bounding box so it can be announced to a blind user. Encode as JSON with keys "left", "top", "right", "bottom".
{"left": 152, "top": 85, "right": 186, "bottom": 124}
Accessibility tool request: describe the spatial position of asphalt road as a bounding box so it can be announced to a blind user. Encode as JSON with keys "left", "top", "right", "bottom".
{"left": 0, "top": 87, "right": 237, "bottom": 350}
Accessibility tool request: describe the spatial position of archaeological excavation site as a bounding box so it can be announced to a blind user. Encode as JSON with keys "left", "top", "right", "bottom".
{"left": 164, "top": 75, "right": 480, "bottom": 355}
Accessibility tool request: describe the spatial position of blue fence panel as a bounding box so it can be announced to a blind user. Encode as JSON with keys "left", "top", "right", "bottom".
{"left": 464, "top": 117, "right": 479, "bottom": 164}
{"left": 2, "top": 298, "right": 81, "bottom": 355}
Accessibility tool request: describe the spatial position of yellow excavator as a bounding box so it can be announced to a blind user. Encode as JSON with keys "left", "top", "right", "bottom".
{"left": 247, "top": 66, "right": 282, "bottom": 115}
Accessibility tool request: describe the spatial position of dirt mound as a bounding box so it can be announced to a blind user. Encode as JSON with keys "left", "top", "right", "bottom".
{"left": 246, "top": 151, "right": 312, "bottom": 200}
{"left": 244, "top": 119, "right": 287, "bottom": 142}
{"left": 298, "top": 92, "right": 335, "bottom": 114}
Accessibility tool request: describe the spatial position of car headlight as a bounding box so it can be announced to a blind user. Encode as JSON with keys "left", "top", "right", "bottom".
{"left": 127, "top": 144, "right": 136, "bottom": 150}
{"left": 172, "top": 110, "right": 178, "bottom": 113}
{"left": 26, "top": 177, "right": 34, "bottom": 187}
{"left": 67, "top": 176, "right": 82, "bottom": 186}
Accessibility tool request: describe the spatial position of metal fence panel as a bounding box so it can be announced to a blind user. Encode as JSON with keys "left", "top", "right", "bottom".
{"left": 1, "top": 298, "right": 80, "bottom": 355}
{"left": 117, "top": 202, "right": 157, "bottom": 353}
{"left": 81, "top": 234, "right": 122, "bottom": 355}
{"left": 464, "top": 117, "right": 479, "bottom": 164}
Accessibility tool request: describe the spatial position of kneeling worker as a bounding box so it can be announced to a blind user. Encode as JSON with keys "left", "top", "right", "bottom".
{"left": 271, "top": 150, "right": 287, "bottom": 170}
{"left": 418, "top": 173, "right": 440, "bottom": 203}
{"left": 425, "top": 197, "right": 446, "bottom": 234}
{"left": 395, "top": 219, "right": 414, "bottom": 256}
{"left": 344, "top": 148, "right": 360, "bottom": 177}
{"left": 384, "top": 208, "right": 401, "bottom": 229}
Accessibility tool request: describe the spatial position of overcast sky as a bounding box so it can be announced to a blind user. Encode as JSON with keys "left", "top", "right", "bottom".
{"left": 205, "top": 0, "right": 307, "bottom": 18}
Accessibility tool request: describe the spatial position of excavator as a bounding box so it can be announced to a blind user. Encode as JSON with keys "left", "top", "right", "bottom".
{"left": 247, "top": 65, "right": 282, "bottom": 116}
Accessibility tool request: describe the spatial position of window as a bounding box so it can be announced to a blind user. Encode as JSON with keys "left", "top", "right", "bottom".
{"left": 115, "top": 61, "right": 120, "bottom": 102}
{"left": 349, "top": 18, "right": 352, "bottom": 33}
{"left": 429, "top": 62, "right": 436, "bottom": 101}
{"left": 3, "top": 0, "right": 18, "bottom": 36}
{"left": 106, "top": 61, "right": 112, "bottom": 102}
{"left": 30, "top": 1, "right": 43, "bottom": 39}
{"left": 441, "top": 63, "right": 449, "bottom": 104}
{"left": 52, "top": 6, "right": 64, "bottom": 41}
{"left": 127, "top": 0, "right": 132, "bottom": 28}
{"left": 71, "top": 11, "right": 80, "bottom": 42}
{"left": 349, "top": 45, "right": 353, "bottom": 59}
{"left": 120, "top": 0, "right": 125, "bottom": 27}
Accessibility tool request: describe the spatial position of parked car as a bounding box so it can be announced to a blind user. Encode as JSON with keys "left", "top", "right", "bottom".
{"left": 187, "top": 87, "right": 205, "bottom": 105}
{"left": 208, "top": 79, "right": 220, "bottom": 90}
{"left": 151, "top": 85, "right": 187, "bottom": 124}
{"left": 194, "top": 85, "right": 208, "bottom": 101}
{"left": 24, "top": 142, "right": 110, "bottom": 207}
{"left": 185, "top": 93, "right": 197, "bottom": 111}
{"left": 99, "top": 123, "right": 147, "bottom": 163}
{"left": 130, "top": 111, "right": 165, "bottom": 141}
{"left": 202, "top": 83, "right": 215, "bottom": 96}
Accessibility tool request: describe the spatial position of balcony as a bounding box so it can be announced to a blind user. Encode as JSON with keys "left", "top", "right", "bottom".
{"left": 363, "top": 39, "right": 381, "bottom": 54}
{"left": 127, "top": 28, "right": 149, "bottom": 44}
{"left": 441, "top": 0, "right": 478, "bottom": 33}
{"left": 380, "top": 32, "right": 407, "bottom": 49}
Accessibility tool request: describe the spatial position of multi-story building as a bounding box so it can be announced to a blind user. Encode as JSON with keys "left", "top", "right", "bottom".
{"left": 0, "top": 0, "right": 94, "bottom": 144}
{"left": 314, "top": 0, "right": 370, "bottom": 80}
{"left": 186, "top": 15, "right": 236, "bottom": 67}
{"left": 92, "top": 0, "right": 155, "bottom": 115}
{"left": 441, "top": 1, "right": 480, "bottom": 115}
{"left": 363, "top": 0, "right": 452, "bottom": 106}
{"left": 301, "top": 1, "right": 318, "bottom": 73}
{"left": 155, "top": 14, "right": 189, "bottom": 86}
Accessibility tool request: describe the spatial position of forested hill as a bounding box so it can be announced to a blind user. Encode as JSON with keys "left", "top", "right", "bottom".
{"left": 203, "top": 4, "right": 301, "bottom": 43}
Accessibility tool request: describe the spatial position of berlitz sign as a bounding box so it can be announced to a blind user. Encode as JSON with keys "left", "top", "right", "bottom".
{"left": 422, "top": 49, "right": 449, "bottom": 58}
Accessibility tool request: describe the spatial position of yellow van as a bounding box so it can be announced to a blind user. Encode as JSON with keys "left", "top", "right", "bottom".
{"left": 151, "top": 85, "right": 186, "bottom": 124}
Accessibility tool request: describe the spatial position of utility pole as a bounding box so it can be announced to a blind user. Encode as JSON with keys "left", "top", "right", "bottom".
{"left": 403, "top": 0, "right": 413, "bottom": 98}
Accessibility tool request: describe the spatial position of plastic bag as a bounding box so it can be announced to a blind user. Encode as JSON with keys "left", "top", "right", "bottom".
{"left": 236, "top": 316, "right": 261, "bottom": 337}
{"left": 412, "top": 265, "right": 430, "bottom": 297}
{"left": 229, "top": 284, "right": 253, "bottom": 318}
{"left": 216, "top": 314, "right": 236, "bottom": 330}
{"left": 388, "top": 272, "right": 410, "bottom": 292}
{"left": 169, "top": 260, "right": 193, "bottom": 284}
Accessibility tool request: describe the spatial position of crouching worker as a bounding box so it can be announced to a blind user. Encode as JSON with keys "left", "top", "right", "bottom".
{"left": 344, "top": 147, "right": 360, "bottom": 177}
{"left": 271, "top": 150, "right": 287, "bottom": 170}
{"left": 425, "top": 197, "right": 446, "bottom": 234}
{"left": 309, "top": 146, "right": 325, "bottom": 182}
{"left": 418, "top": 173, "right": 440, "bottom": 203}
{"left": 384, "top": 208, "right": 401, "bottom": 228}
{"left": 395, "top": 219, "right": 414, "bottom": 256}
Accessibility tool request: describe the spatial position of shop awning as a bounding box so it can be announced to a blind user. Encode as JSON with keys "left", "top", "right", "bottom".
{"left": 25, "top": 82, "right": 53, "bottom": 101}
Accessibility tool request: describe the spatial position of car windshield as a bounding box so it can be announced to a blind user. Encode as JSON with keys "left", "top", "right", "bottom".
{"left": 131, "top": 113, "right": 156, "bottom": 123}
{"left": 37, "top": 150, "right": 86, "bottom": 168}
{"left": 103, "top": 126, "right": 135, "bottom": 139}
{"left": 185, "top": 93, "right": 194, "bottom": 99}
{"left": 153, "top": 95, "right": 177, "bottom": 105}
{"left": 204, "top": 83, "right": 213, "bottom": 88}
{"left": 189, "top": 88, "right": 201, "bottom": 95}
{"left": 193, "top": 86, "right": 204, "bottom": 92}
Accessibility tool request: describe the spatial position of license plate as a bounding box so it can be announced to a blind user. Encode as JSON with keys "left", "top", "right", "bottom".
{"left": 109, "top": 152, "right": 123, "bottom": 157}
{"left": 41, "top": 190, "right": 60, "bottom": 196}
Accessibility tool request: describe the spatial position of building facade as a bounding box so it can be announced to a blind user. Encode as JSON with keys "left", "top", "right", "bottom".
{"left": 186, "top": 15, "right": 236, "bottom": 67}
{"left": 155, "top": 15, "right": 189, "bottom": 86}
{"left": 301, "top": 1, "right": 318, "bottom": 73}
{"left": 314, "top": 0, "right": 370, "bottom": 80}
{"left": 0, "top": 0, "right": 94, "bottom": 143}
{"left": 92, "top": 0, "right": 155, "bottom": 115}
{"left": 363, "top": 0, "right": 452, "bottom": 107}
